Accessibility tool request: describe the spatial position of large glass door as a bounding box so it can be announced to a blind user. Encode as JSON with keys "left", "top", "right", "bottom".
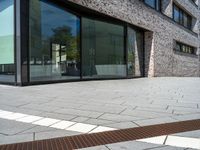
{"left": 29, "top": 0, "right": 80, "bottom": 82}
{"left": 127, "top": 27, "right": 144, "bottom": 77}
{"left": 82, "top": 17, "right": 126, "bottom": 79}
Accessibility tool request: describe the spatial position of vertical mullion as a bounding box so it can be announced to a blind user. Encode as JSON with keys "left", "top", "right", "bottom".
{"left": 80, "top": 17, "right": 83, "bottom": 80}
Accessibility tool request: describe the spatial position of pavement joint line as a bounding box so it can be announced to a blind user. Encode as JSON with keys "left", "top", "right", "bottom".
{"left": 0, "top": 109, "right": 117, "bottom": 134}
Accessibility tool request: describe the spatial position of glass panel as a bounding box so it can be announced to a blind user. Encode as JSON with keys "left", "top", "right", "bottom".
{"left": 144, "top": 0, "right": 156, "bottom": 9}
{"left": 187, "top": 16, "right": 192, "bottom": 29}
{"left": 127, "top": 27, "right": 144, "bottom": 77}
{"left": 156, "top": 0, "right": 161, "bottom": 11}
{"left": 0, "top": 0, "right": 15, "bottom": 82}
{"left": 180, "top": 11, "right": 183, "bottom": 24}
{"left": 173, "top": 5, "right": 180, "bottom": 23}
{"left": 82, "top": 18, "right": 126, "bottom": 79}
{"left": 183, "top": 13, "right": 188, "bottom": 28}
{"left": 29, "top": 0, "right": 80, "bottom": 82}
{"left": 176, "top": 43, "right": 181, "bottom": 51}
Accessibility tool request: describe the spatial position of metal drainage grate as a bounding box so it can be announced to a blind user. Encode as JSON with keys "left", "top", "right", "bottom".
{"left": 1, "top": 119, "right": 200, "bottom": 150}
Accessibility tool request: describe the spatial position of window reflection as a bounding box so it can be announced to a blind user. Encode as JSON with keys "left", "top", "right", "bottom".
{"left": 127, "top": 27, "right": 144, "bottom": 77}
{"left": 82, "top": 18, "right": 126, "bottom": 78}
{"left": 29, "top": 0, "right": 80, "bottom": 81}
{"left": 0, "top": 0, "right": 15, "bottom": 82}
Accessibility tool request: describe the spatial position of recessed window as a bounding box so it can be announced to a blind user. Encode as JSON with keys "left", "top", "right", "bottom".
{"left": 175, "top": 42, "right": 196, "bottom": 55}
{"left": 144, "top": 0, "right": 161, "bottom": 11}
{"left": 173, "top": 4, "right": 193, "bottom": 30}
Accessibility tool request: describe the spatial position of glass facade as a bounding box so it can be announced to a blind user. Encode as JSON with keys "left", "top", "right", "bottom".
{"left": 29, "top": 0, "right": 80, "bottom": 81}
{"left": 28, "top": 0, "right": 144, "bottom": 83}
{"left": 0, "top": 0, "right": 145, "bottom": 85}
{"left": 127, "top": 28, "right": 144, "bottom": 77}
{"left": 82, "top": 18, "right": 126, "bottom": 79}
{"left": 0, "top": 0, "right": 15, "bottom": 82}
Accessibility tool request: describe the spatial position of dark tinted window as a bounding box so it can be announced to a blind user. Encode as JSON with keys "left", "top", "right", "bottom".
{"left": 173, "top": 4, "right": 193, "bottom": 30}
{"left": 144, "top": 0, "right": 161, "bottom": 11}
{"left": 175, "top": 42, "right": 196, "bottom": 55}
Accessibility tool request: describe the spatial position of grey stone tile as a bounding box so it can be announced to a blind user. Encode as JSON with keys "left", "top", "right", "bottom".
{"left": 171, "top": 114, "right": 200, "bottom": 121}
{"left": 106, "top": 141, "right": 164, "bottom": 150}
{"left": 135, "top": 117, "right": 177, "bottom": 126}
{"left": 99, "top": 113, "right": 142, "bottom": 122}
{"left": 148, "top": 146, "right": 185, "bottom": 150}
{"left": 18, "top": 126, "right": 57, "bottom": 135}
{"left": 20, "top": 103, "right": 59, "bottom": 112}
{"left": 106, "top": 121, "right": 138, "bottom": 129}
{"left": 72, "top": 116, "right": 90, "bottom": 122}
{"left": 172, "top": 130, "right": 200, "bottom": 138}
{"left": 47, "top": 101, "right": 83, "bottom": 109}
{"left": 35, "top": 129, "right": 80, "bottom": 141}
{"left": 54, "top": 108, "right": 103, "bottom": 118}
{"left": 39, "top": 112, "right": 77, "bottom": 121}
{"left": 0, "top": 133, "right": 33, "bottom": 145}
{"left": 0, "top": 119, "right": 36, "bottom": 135}
{"left": 78, "top": 146, "right": 109, "bottom": 150}
{"left": 121, "top": 109, "right": 171, "bottom": 119}
{"left": 0, "top": 78, "right": 200, "bottom": 146}
{"left": 79, "top": 104, "right": 126, "bottom": 114}
{"left": 84, "top": 119, "right": 115, "bottom": 126}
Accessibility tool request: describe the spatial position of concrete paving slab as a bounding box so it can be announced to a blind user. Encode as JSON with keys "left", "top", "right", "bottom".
{"left": 106, "top": 121, "right": 139, "bottom": 129}
{"left": 0, "top": 118, "right": 36, "bottom": 135}
{"left": 172, "top": 130, "right": 200, "bottom": 138}
{"left": 0, "top": 133, "right": 33, "bottom": 145}
{"left": 54, "top": 108, "right": 103, "bottom": 118}
{"left": 98, "top": 113, "right": 142, "bottom": 122}
{"left": 0, "top": 77, "right": 200, "bottom": 146}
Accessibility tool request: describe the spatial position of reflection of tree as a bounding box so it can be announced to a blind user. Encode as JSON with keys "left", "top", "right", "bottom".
{"left": 50, "top": 26, "right": 80, "bottom": 61}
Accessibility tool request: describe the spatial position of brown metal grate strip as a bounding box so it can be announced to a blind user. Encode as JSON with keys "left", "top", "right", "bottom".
{"left": 1, "top": 119, "right": 200, "bottom": 150}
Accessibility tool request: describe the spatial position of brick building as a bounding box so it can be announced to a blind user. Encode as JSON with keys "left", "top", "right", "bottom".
{"left": 0, "top": 0, "right": 199, "bottom": 85}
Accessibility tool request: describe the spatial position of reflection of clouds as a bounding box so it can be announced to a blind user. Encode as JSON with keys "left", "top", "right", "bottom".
{"left": 41, "top": 1, "right": 79, "bottom": 36}
{"left": 0, "top": 0, "right": 13, "bottom": 12}
{"left": 0, "top": 0, "right": 14, "bottom": 36}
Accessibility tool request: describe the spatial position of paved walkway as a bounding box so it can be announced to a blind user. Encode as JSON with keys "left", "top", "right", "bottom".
{"left": 0, "top": 77, "right": 200, "bottom": 149}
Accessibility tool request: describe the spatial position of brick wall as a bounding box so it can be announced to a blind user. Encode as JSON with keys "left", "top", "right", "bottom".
{"left": 68, "top": 0, "right": 200, "bottom": 77}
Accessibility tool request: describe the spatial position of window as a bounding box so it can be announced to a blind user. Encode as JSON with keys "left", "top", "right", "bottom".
{"left": 127, "top": 27, "right": 144, "bottom": 77}
{"left": 82, "top": 18, "right": 126, "bottom": 79}
{"left": 29, "top": 0, "right": 81, "bottom": 82}
{"left": 0, "top": 0, "right": 15, "bottom": 83}
{"left": 175, "top": 42, "right": 196, "bottom": 55}
{"left": 173, "top": 4, "right": 193, "bottom": 30}
{"left": 144, "top": 0, "right": 161, "bottom": 11}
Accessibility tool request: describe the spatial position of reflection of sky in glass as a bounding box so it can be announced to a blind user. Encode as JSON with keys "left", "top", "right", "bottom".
{"left": 41, "top": 0, "right": 80, "bottom": 38}
{"left": 0, "top": 0, "right": 13, "bottom": 36}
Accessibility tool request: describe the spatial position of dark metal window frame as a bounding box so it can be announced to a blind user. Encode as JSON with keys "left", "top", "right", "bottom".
{"left": 16, "top": 0, "right": 146, "bottom": 86}
{"left": 172, "top": 3, "right": 193, "bottom": 30}
{"left": 143, "top": 0, "right": 162, "bottom": 12}
{"left": 175, "top": 41, "right": 197, "bottom": 56}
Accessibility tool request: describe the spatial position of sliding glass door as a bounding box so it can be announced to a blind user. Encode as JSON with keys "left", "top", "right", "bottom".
{"left": 29, "top": 0, "right": 80, "bottom": 82}
{"left": 82, "top": 18, "right": 126, "bottom": 79}
{"left": 28, "top": 0, "right": 144, "bottom": 83}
